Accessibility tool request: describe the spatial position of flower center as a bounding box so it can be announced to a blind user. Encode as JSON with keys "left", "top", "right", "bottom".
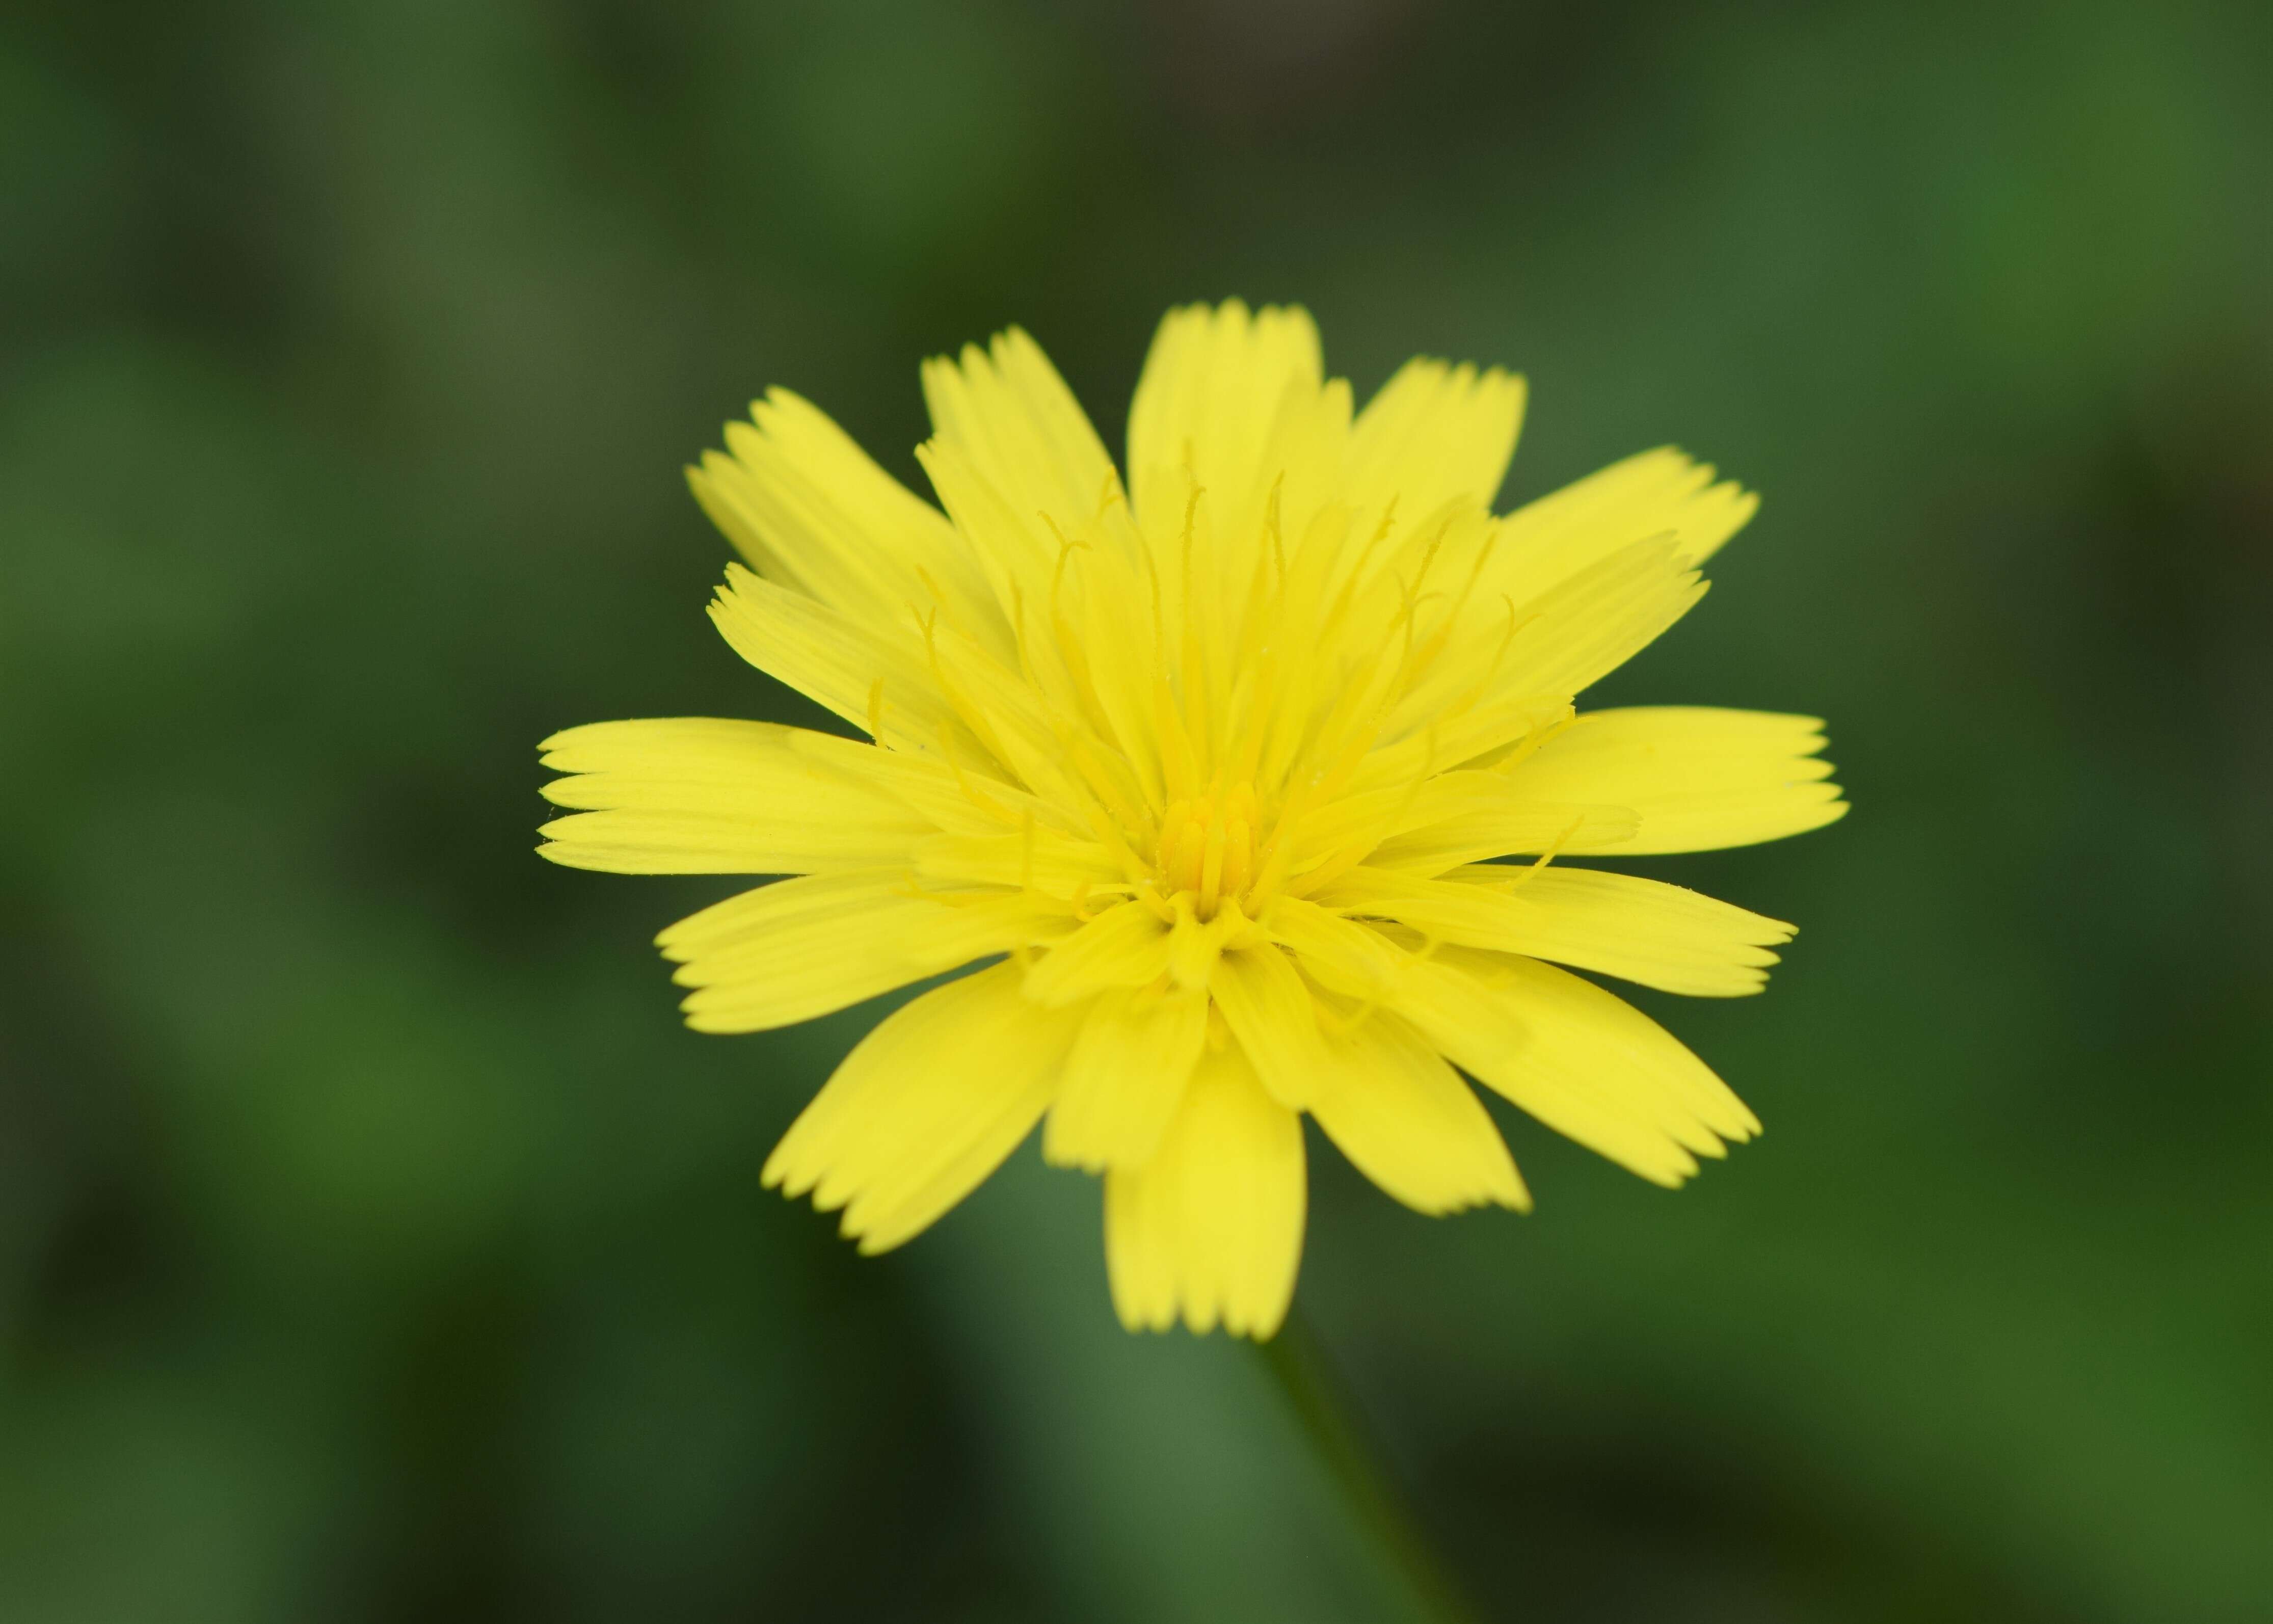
{"left": 1154, "top": 782, "right": 1260, "bottom": 920}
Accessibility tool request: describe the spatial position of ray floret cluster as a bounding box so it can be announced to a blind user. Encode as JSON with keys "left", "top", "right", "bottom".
{"left": 539, "top": 302, "right": 1844, "bottom": 1338}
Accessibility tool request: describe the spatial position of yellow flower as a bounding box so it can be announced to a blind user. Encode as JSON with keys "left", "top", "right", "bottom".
{"left": 539, "top": 301, "right": 1844, "bottom": 1338}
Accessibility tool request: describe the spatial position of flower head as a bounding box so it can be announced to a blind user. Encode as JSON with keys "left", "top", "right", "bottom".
{"left": 539, "top": 302, "right": 1844, "bottom": 1337}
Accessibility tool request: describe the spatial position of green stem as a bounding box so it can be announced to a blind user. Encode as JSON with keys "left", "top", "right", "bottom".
{"left": 1256, "top": 1312, "right": 1486, "bottom": 1624}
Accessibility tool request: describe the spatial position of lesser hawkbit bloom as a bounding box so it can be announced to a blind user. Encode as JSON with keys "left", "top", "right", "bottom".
{"left": 539, "top": 302, "right": 1844, "bottom": 1337}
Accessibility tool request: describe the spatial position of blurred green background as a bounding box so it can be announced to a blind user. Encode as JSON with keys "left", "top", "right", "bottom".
{"left": 5, "top": 1, "right": 2270, "bottom": 1619}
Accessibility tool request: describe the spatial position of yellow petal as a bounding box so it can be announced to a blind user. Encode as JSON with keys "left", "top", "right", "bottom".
{"left": 1414, "top": 946, "right": 1760, "bottom": 1187}
{"left": 1493, "top": 536, "right": 1706, "bottom": 703}
{"left": 1510, "top": 707, "right": 1848, "bottom": 853}
{"left": 763, "top": 962, "right": 1077, "bottom": 1253}
{"left": 912, "top": 609, "right": 1101, "bottom": 814}
{"left": 1349, "top": 538, "right": 1707, "bottom": 796}
{"left": 1210, "top": 942, "right": 1331, "bottom": 1109}
{"left": 1266, "top": 900, "right": 1754, "bottom": 1185}
{"left": 913, "top": 432, "right": 1067, "bottom": 661}
{"left": 1165, "top": 899, "right": 1248, "bottom": 991}
{"left": 688, "top": 387, "right": 1007, "bottom": 656}
{"left": 1261, "top": 894, "right": 1416, "bottom": 999}
{"left": 537, "top": 717, "right": 932, "bottom": 874}
{"left": 1043, "top": 984, "right": 1208, "bottom": 1172}
{"left": 707, "top": 563, "right": 985, "bottom": 765}
{"left": 1346, "top": 357, "right": 1527, "bottom": 526}
{"left": 1122, "top": 298, "right": 1327, "bottom": 532}
{"left": 1104, "top": 1046, "right": 1305, "bottom": 1338}
{"left": 1121, "top": 303, "right": 1348, "bottom": 728}
{"left": 1479, "top": 446, "right": 1756, "bottom": 610}
{"left": 1306, "top": 1008, "right": 1529, "bottom": 1215}
{"left": 1291, "top": 767, "right": 1638, "bottom": 876}
{"left": 913, "top": 831, "right": 1123, "bottom": 900}
{"left": 1358, "top": 452, "right": 1751, "bottom": 735}
{"left": 1059, "top": 543, "right": 1172, "bottom": 798}
{"left": 918, "top": 327, "right": 1129, "bottom": 624}
{"left": 1318, "top": 864, "right": 1795, "bottom": 997}
{"left": 1355, "top": 801, "right": 1640, "bottom": 876}
{"left": 1020, "top": 899, "right": 1173, "bottom": 1007}
{"left": 791, "top": 728, "right": 1046, "bottom": 840}
{"left": 660, "top": 872, "right": 1055, "bottom": 1033}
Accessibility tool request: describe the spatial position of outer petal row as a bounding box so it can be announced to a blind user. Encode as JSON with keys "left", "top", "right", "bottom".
{"left": 1362, "top": 706, "right": 1847, "bottom": 869}
{"left": 760, "top": 897, "right": 1771, "bottom": 1329}
{"left": 1266, "top": 897, "right": 1757, "bottom": 1187}
{"left": 762, "top": 963, "right": 1078, "bottom": 1255}
{"left": 1345, "top": 355, "right": 1527, "bottom": 530}
{"left": 537, "top": 717, "right": 934, "bottom": 874}
{"left": 687, "top": 386, "right": 1005, "bottom": 657}
{"left": 1510, "top": 706, "right": 1848, "bottom": 854}
{"left": 1315, "top": 865, "right": 1795, "bottom": 997}
{"left": 1481, "top": 445, "right": 1758, "bottom": 611}
{"left": 1126, "top": 300, "right": 1330, "bottom": 542}
{"left": 1306, "top": 1006, "right": 1529, "bottom": 1217}
{"left": 659, "top": 871, "right": 1061, "bottom": 1033}
{"left": 1105, "top": 1046, "right": 1305, "bottom": 1339}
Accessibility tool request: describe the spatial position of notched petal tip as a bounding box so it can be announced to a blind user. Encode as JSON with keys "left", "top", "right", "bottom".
{"left": 1640, "top": 1155, "right": 1699, "bottom": 1190}
{"left": 530, "top": 828, "right": 641, "bottom": 874}
{"left": 1039, "top": 1137, "right": 1110, "bottom": 1178}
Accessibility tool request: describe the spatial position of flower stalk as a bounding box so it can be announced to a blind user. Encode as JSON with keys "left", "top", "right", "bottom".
{"left": 1258, "top": 1313, "right": 1485, "bottom": 1624}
